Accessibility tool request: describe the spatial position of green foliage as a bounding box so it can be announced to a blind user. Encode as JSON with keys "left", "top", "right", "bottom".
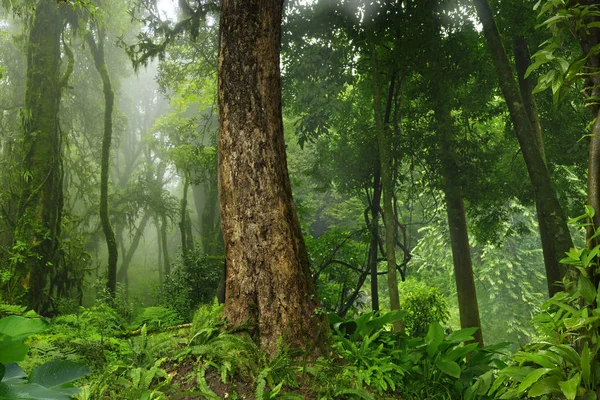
{"left": 158, "top": 249, "right": 221, "bottom": 320}
{"left": 398, "top": 322, "right": 509, "bottom": 399}
{"left": 0, "top": 316, "right": 89, "bottom": 399}
{"left": 488, "top": 207, "right": 600, "bottom": 399}
{"left": 129, "top": 306, "right": 182, "bottom": 331}
{"left": 400, "top": 282, "right": 450, "bottom": 337}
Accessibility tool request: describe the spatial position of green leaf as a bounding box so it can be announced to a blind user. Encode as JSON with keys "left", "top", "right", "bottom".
{"left": 0, "top": 339, "right": 29, "bottom": 364}
{"left": 446, "top": 327, "right": 478, "bottom": 343}
{"left": 578, "top": 275, "right": 596, "bottom": 304}
{"left": 513, "top": 350, "right": 560, "bottom": 368}
{"left": 581, "top": 343, "right": 590, "bottom": 386}
{"left": 517, "top": 368, "right": 553, "bottom": 394}
{"left": 585, "top": 204, "right": 595, "bottom": 219}
{"left": 1, "top": 363, "right": 27, "bottom": 384}
{"left": 528, "top": 375, "right": 562, "bottom": 396}
{"left": 425, "top": 322, "right": 444, "bottom": 356}
{"left": 549, "top": 344, "right": 581, "bottom": 366}
{"left": 434, "top": 358, "right": 461, "bottom": 379}
{"left": 558, "top": 373, "right": 580, "bottom": 400}
{"left": 3, "top": 382, "right": 73, "bottom": 400}
{"left": 363, "top": 310, "right": 404, "bottom": 335}
{"left": 29, "top": 360, "right": 90, "bottom": 389}
{"left": 444, "top": 343, "right": 478, "bottom": 361}
{"left": 0, "top": 317, "right": 47, "bottom": 342}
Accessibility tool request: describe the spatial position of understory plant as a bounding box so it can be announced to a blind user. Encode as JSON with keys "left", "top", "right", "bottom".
{"left": 0, "top": 315, "right": 90, "bottom": 399}
{"left": 488, "top": 206, "right": 600, "bottom": 399}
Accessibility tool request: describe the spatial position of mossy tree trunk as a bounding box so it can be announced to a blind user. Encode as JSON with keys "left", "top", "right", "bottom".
{"left": 86, "top": 23, "right": 118, "bottom": 296}
{"left": 10, "top": 1, "right": 68, "bottom": 313}
{"left": 179, "top": 174, "right": 194, "bottom": 261}
{"left": 218, "top": 0, "right": 328, "bottom": 356}
{"left": 474, "top": 0, "right": 574, "bottom": 296}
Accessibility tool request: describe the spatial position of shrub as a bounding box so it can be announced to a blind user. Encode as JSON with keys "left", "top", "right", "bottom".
{"left": 400, "top": 281, "right": 450, "bottom": 337}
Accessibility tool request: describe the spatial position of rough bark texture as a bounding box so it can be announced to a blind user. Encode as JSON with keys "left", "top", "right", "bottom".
{"left": 370, "top": 40, "right": 402, "bottom": 327}
{"left": 179, "top": 175, "right": 194, "bottom": 259}
{"left": 218, "top": 0, "right": 328, "bottom": 356}
{"left": 86, "top": 26, "right": 118, "bottom": 296}
{"left": 474, "top": 0, "right": 574, "bottom": 296}
{"left": 10, "top": 1, "right": 65, "bottom": 312}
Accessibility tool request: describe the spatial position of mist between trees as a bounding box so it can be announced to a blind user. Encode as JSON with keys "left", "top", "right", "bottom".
{"left": 1, "top": 0, "right": 600, "bottom": 399}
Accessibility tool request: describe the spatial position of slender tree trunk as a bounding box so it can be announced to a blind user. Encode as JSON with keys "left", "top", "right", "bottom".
{"left": 436, "top": 108, "right": 485, "bottom": 346}
{"left": 474, "top": 0, "right": 574, "bottom": 296}
{"left": 370, "top": 39, "right": 402, "bottom": 328}
{"left": 179, "top": 174, "right": 193, "bottom": 259}
{"left": 10, "top": 1, "right": 66, "bottom": 313}
{"left": 218, "top": 0, "right": 328, "bottom": 356}
{"left": 86, "top": 25, "right": 118, "bottom": 296}
{"left": 514, "top": 36, "right": 545, "bottom": 161}
{"left": 368, "top": 169, "right": 382, "bottom": 312}
{"left": 160, "top": 213, "right": 170, "bottom": 276}
{"left": 155, "top": 216, "right": 164, "bottom": 284}
{"left": 116, "top": 211, "right": 151, "bottom": 282}
{"left": 426, "top": 2, "right": 484, "bottom": 346}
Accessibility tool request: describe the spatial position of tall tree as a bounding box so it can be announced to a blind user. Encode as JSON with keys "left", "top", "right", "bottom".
{"left": 218, "top": 0, "right": 328, "bottom": 355}
{"left": 473, "top": 0, "right": 574, "bottom": 296}
{"left": 9, "top": 1, "right": 71, "bottom": 312}
{"left": 370, "top": 39, "right": 402, "bottom": 327}
{"left": 86, "top": 21, "right": 118, "bottom": 296}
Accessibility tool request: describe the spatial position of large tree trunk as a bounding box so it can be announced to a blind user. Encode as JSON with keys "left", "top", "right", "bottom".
{"left": 474, "top": 0, "right": 574, "bottom": 296}
{"left": 218, "top": 0, "right": 328, "bottom": 356}
{"left": 160, "top": 213, "right": 171, "bottom": 276}
{"left": 370, "top": 40, "right": 402, "bottom": 329}
{"left": 86, "top": 24, "right": 118, "bottom": 296}
{"left": 10, "top": 1, "right": 65, "bottom": 313}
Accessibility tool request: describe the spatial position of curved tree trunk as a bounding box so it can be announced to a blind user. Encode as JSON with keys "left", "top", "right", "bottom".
{"left": 474, "top": 0, "right": 574, "bottom": 296}
{"left": 10, "top": 1, "right": 66, "bottom": 313}
{"left": 86, "top": 24, "right": 118, "bottom": 296}
{"left": 116, "top": 211, "right": 151, "bottom": 282}
{"left": 218, "top": 0, "right": 328, "bottom": 356}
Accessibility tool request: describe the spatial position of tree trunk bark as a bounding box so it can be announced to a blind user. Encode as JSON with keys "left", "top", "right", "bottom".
{"left": 370, "top": 39, "right": 402, "bottom": 329}
{"left": 218, "top": 0, "right": 328, "bottom": 356}
{"left": 179, "top": 174, "right": 194, "bottom": 259}
{"left": 86, "top": 25, "right": 118, "bottom": 297}
{"left": 10, "top": 1, "right": 65, "bottom": 313}
{"left": 368, "top": 169, "right": 382, "bottom": 312}
{"left": 436, "top": 108, "right": 485, "bottom": 347}
{"left": 474, "top": 0, "right": 574, "bottom": 296}
{"left": 155, "top": 216, "right": 164, "bottom": 284}
{"left": 116, "top": 211, "right": 151, "bottom": 282}
{"left": 160, "top": 213, "right": 171, "bottom": 276}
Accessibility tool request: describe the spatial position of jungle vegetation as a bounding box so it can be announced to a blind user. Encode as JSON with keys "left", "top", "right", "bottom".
{"left": 0, "top": 0, "right": 600, "bottom": 399}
